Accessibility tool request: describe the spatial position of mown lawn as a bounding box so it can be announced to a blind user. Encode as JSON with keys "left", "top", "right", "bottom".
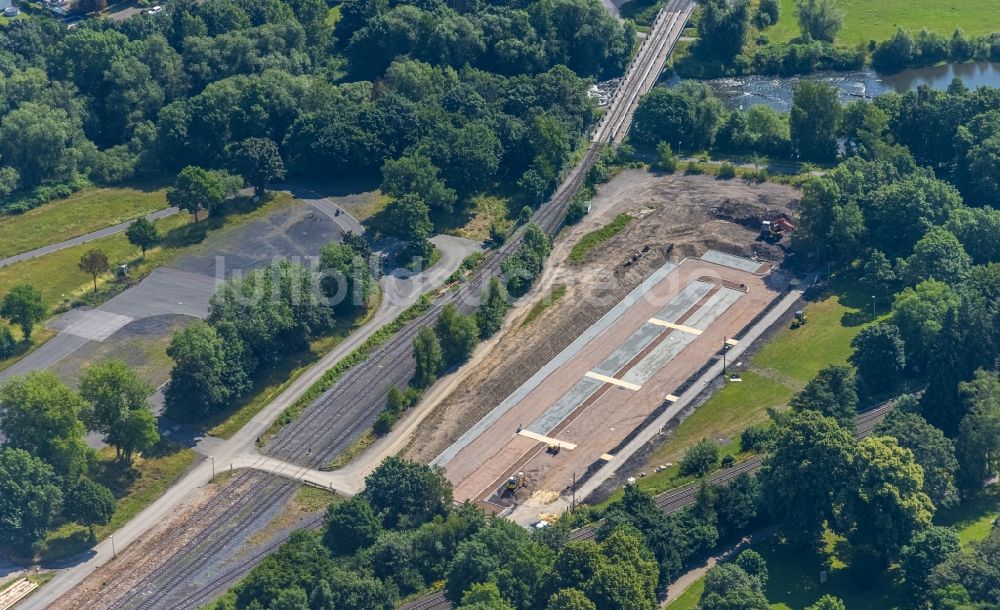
{"left": 0, "top": 193, "right": 294, "bottom": 313}
{"left": 39, "top": 443, "right": 197, "bottom": 563}
{"left": 639, "top": 286, "right": 870, "bottom": 480}
{"left": 0, "top": 184, "right": 169, "bottom": 260}
{"left": 934, "top": 485, "right": 1000, "bottom": 547}
{"left": 767, "top": 0, "right": 1000, "bottom": 45}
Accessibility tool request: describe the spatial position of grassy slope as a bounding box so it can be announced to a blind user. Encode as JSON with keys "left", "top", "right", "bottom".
{"left": 0, "top": 184, "right": 168, "bottom": 260}
{"left": 768, "top": 0, "right": 1000, "bottom": 45}
{"left": 638, "top": 287, "right": 869, "bottom": 488}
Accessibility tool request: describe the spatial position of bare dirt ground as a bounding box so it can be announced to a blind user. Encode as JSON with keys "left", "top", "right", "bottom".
{"left": 404, "top": 170, "right": 799, "bottom": 466}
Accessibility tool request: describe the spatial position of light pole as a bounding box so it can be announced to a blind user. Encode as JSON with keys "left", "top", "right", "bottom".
{"left": 110, "top": 534, "right": 116, "bottom": 559}
{"left": 872, "top": 295, "right": 876, "bottom": 319}
{"left": 722, "top": 336, "right": 728, "bottom": 376}
{"left": 210, "top": 455, "right": 215, "bottom": 479}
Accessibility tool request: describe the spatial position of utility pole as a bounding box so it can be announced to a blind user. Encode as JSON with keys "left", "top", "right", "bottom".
{"left": 572, "top": 472, "right": 576, "bottom": 512}
{"left": 722, "top": 336, "right": 727, "bottom": 376}
{"left": 210, "top": 455, "right": 215, "bottom": 479}
{"left": 110, "top": 534, "right": 116, "bottom": 559}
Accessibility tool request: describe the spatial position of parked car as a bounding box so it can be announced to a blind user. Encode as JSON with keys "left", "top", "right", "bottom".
{"left": 147, "top": 5, "right": 163, "bottom": 14}
{"left": 3, "top": 6, "right": 20, "bottom": 16}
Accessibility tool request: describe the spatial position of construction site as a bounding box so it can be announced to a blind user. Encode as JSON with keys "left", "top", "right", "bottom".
{"left": 408, "top": 170, "right": 799, "bottom": 519}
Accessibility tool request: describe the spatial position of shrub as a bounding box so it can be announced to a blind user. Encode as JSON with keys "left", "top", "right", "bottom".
{"left": 679, "top": 439, "right": 721, "bottom": 477}
{"left": 718, "top": 162, "right": 737, "bottom": 179}
{"left": 0, "top": 327, "right": 16, "bottom": 359}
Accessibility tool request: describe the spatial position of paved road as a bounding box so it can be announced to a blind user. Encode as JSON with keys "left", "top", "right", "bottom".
{"left": 18, "top": 230, "right": 482, "bottom": 610}
{"left": 0, "top": 207, "right": 180, "bottom": 269}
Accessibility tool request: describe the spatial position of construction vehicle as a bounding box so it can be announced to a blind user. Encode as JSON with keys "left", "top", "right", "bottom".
{"left": 792, "top": 310, "right": 807, "bottom": 328}
{"left": 505, "top": 472, "right": 526, "bottom": 491}
{"left": 547, "top": 443, "right": 561, "bottom": 455}
{"left": 761, "top": 216, "right": 796, "bottom": 241}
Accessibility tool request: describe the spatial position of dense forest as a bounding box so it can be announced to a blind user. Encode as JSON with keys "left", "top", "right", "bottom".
{"left": 0, "top": 0, "right": 633, "bottom": 214}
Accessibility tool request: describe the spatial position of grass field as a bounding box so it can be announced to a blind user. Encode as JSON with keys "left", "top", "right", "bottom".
{"left": 767, "top": 0, "right": 1000, "bottom": 45}
{"left": 39, "top": 443, "right": 197, "bottom": 562}
{"left": 0, "top": 193, "right": 293, "bottom": 314}
{"left": 569, "top": 213, "right": 634, "bottom": 263}
{"left": 935, "top": 485, "right": 1000, "bottom": 546}
{"left": 0, "top": 184, "right": 168, "bottom": 260}
{"left": 639, "top": 285, "right": 870, "bottom": 480}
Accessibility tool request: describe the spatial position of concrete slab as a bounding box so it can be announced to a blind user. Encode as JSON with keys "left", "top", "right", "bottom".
{"left": 432, "top": 261, "right": 679, "bottom": 467}
{"left": 700, "top": 250, "right": 763, "bottom": 273}
{"left": 527, "top": 376, "right": 604, "bottom": 436}
{"left": 50, "top": 309, "right": 134, "bottom": 341}
{"left": 99, "top": 268, "right": 220, "bottom": 319}
{"left": 620, "top": 332, "right": 697, "bottom": 386}
{"left": 648, "top": 319, "right": 702, "bottom": 335}
{"left": 584, "top": 371, "right": 641, "bottom": 390}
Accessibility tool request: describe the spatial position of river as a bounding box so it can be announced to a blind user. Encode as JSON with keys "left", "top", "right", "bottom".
{"left": 670, "top": 62, "right": 1000, "bottom": 111}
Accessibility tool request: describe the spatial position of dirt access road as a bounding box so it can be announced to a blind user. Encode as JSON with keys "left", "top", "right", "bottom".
{"left": 405, "top": 170, "right": 799, "bottom": 470}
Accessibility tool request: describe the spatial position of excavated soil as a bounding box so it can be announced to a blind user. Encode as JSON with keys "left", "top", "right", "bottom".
{"left": 404, "top": 171, "right": 799, "bottom": 464}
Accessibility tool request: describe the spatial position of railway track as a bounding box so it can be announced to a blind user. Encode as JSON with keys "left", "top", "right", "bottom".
{"left": 263, "top": 0, "right": 698, "bottom": 473}
{"left": 97, "top": 2, "right": 696, "bottom": 607}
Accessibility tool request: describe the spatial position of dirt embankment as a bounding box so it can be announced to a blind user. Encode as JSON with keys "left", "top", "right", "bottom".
{"left": 404, "top": 171, "right": 799, "bottom": 463}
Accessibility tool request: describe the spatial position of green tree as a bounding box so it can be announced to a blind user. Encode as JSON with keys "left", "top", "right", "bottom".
{"left": 1, "top": 284, "right": 46, "bottom": 340}
{"left": 546, "top": 588, "right": 597, "bottom": 610}
{"left": 64, "top": 477, "right": 116, "bottom": 538}
{"left": 789, "top": 366, "right": 858, "bottom": 430}
{"left": 476, "top": 278, "right": 510, "bottom": 339}
{"left": 381, "top": 154, "right": 457, "bottom": 214}
{"left": 655, "top": 141, "right": 678, "bottom": 172}
{"left": 891, "top": 280, "right": 960, "bottom": 373}
{"left": 0, "top": 371, "right": 90, "bottom": 479}
{"left": 323, "top": 496, "right": 382, "bottom": 555}
{"left": 589, "top": 528, "right": 659, "bottom": 610}
{"left": 861, "top": 250, "right": 896, "bottom": 294}
{"left": 875, "top": 409, "right": 959, "bottom": 508}
{"left": 759, "top": 411, "right": 856, "bottom": 548}
{"left": 270, "top": 588, "right": 309, "bottom": 610}
{"left": 78, "top": 248, "right": 110, "bottom": 293}
{"left": 319, "top": 241, "right": 375, "bottom": 313}
{"left": 229, "top": 137, "right": 286, "bottom": 198}
{"left": 435, "top": 304, "right": 479, "bottom": 367}
{"left": 902, "top": 228, "right": 971, "bottom": 285}
{"left": 850, "top": 324, "right": 906, "bottom": 396}
{"left": 0, "top": 102, "right": 80, "bottom": 187}
{"left": 164, "top": 321, "right": 245, "bottom": 417}
{"left": 167, "top": 165, "right": 241, "bottom": 222}
{"left": 955, "top": 370, "right": 1000, "bottom": 489}
{"left": 795, "top": 0, "right": 843, "bottom": 42}
{"left": 363, "top": 456, "right": 453, "bottom": 528}
{"left": 0, "top": 448, "right": 62, "bottom": 552}
{"left": 901, "top": 526, "right": 961, "bottom": 600}
{"left": 697, "top": 0, "right": 752, "bottom": 59}
{"left": 679, "top": 439, "right": 721, "bottom": 477}
{"left": 79, "top": 359, "right": 158, "bottom": 465}
{"left": 805, "top": 596, "right": 846, "bottom": 610}
{"left": 383, "top": 193, "right": 433, "bottom": 242}
{"left": 755, "top": 0, "right": 780, "bottom": 27}
{"left": 697, "top": 563, "right": 769, "bottom": 610}
{"left": 839, "top": 436, "right": 935, "bottom": 560}
{"left": 633, "top": 83, "right": 724, "bottom": 150}
{"left": 412, "top": 326, "right": 443, "bottom": 389}
{"left": 125, "top": 216, "right": 159, "bottom": 257}
{"left": 735, "top": 549, "right": 768, "bottom": 588}
{"left": 0, "top": 327, "right": 15, "bottom": 359}
{"left": 458, "top": 583, "right": 514, "bottom": 610}
{"left": 791, "top": 81, "right": 843, "bottom": 161}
